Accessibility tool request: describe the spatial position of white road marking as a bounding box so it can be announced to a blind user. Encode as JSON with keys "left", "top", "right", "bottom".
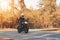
{"left": 0, "top": 29, "right": 60, "bottom": 40}
{"left": 22, "top": 34, "right": 52, "bottom": 39}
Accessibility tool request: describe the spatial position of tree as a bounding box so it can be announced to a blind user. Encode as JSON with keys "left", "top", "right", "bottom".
{"left": 43, "top": 0, "right": 56, "bottom": 28}
{"left": 38, "top": 0, "right": 56, "bottom": 28}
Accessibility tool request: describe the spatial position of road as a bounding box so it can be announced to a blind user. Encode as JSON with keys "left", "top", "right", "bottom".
{"left": 0, "top": 29, "right": 60, "bottom": 40}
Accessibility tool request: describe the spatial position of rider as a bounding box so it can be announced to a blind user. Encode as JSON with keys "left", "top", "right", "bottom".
{"left": 19, "top": 13, "right": 25, "bottom": 28}
{"left": 18, "top": 13, "right": 29, "bottom": 33}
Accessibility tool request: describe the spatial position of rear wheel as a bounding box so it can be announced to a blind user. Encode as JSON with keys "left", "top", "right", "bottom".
{"left": 18, "top": 27, "right": 22, "bottom": 33}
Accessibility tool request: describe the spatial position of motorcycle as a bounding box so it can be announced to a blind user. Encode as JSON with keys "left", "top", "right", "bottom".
{"left": 17, "top": 20, "right": 29, "bottom": 33}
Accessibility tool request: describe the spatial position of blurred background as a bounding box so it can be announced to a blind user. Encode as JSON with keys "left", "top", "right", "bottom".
{"left": 0, "top": 0, "right": 60, "bottom": 29}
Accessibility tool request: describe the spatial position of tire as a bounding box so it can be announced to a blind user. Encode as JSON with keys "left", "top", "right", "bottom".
{"left": 18, "top": 27, "right": 22, "bottom": 33}
{"left": 24, "top": 28, "right": 29, "bottom": 33}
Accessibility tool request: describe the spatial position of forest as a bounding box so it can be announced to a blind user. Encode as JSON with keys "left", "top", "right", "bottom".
{"left": 0, "top": 0, "right": 60, "bottom": 29}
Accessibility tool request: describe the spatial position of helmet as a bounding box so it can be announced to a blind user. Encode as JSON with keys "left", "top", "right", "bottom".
{"left": 20, "top": 13, "right": 24, "bottom": 17}
{"left": 21, "top": 13, "right": 24, "bottom": 16}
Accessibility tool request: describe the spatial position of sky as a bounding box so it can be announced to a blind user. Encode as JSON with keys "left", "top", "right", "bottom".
{"left": 56, "top": 0, "right": 60, "bottom": 5}
{"left": 0, "top": 0, "right": 60, "bottom": 10}
{"left": 24, "top": 0, "right": 60, "bottom": 9}
{"left": 24, "top": 0, "right": 39, "bottom": 9}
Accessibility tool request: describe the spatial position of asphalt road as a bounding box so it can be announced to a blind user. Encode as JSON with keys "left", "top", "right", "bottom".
{"left": 0, "top": 29, "right": 60, "bottom": 40}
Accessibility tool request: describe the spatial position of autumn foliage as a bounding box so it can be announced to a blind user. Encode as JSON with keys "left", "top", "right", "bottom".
{"left": 0, "top": 0, "right": 60, "bottom": 29}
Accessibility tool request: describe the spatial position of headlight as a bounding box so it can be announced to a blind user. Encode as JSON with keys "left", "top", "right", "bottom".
{"left": 25, "top": 21, "right": 28, "bottom": 24}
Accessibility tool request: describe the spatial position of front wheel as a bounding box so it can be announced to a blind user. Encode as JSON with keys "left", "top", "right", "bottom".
{"left": 24, "top": 28, "right": 29, "bottom": 33}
